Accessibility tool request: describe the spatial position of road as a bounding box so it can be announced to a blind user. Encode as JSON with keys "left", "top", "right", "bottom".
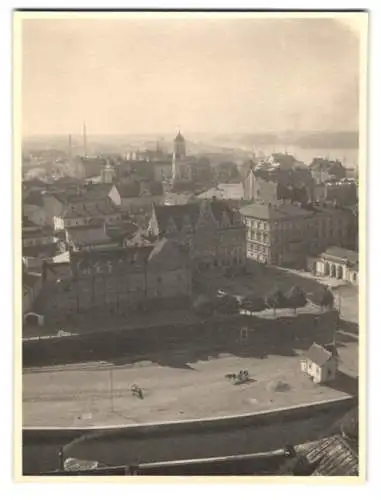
{"left": 22, "top": 402, "right": 353, "bottom": 474}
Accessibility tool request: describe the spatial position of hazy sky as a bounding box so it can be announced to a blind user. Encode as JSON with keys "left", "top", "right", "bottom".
{"left": 21, "top": 15, "right": 362, "bottom": 136}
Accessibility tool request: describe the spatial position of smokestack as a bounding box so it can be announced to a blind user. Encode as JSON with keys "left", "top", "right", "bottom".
{"left": 68, "top": 134, "right": 72, "bottom": 170}
{"left": 83, "top": 122, "right": 88, "bottom": 157}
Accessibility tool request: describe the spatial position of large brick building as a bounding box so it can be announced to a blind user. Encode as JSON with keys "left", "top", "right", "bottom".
{"left": 240, "top": 201, "right": 352, "bottom": 267}
{"left": 37, "top": 239, "right": 192, "bottom": 319}
{"left": 148, "top": 199, "right": 246, "bottom": 271}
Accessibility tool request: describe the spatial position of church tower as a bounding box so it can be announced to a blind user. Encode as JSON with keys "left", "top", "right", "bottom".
{"left": 173, "top": 130, "right": 186, "bottom": 159}
{"left": 172, "top": 130, "right": 188, "bottom": 183}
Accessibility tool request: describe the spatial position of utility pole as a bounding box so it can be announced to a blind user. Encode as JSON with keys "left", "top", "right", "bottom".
{"left": 109, "top": 367, "right": 114, "bottom": 412}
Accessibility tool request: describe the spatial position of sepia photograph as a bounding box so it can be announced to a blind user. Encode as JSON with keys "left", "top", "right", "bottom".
{"left": 14, "top": 10, "right": 367, "bottom": 480}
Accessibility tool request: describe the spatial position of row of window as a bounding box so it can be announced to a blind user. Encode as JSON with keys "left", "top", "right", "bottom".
{"left": 248, "top": 243, "right": 268, "bottom": 255}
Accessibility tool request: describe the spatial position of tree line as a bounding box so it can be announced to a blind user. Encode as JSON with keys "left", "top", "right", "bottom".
{"left": 194, "top": 285, "right": 335, "bottom": 318}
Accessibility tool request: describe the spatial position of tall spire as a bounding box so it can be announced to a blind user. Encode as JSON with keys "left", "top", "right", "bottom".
{"left": 83, "top": 122, "right": 88, "bottom": 157}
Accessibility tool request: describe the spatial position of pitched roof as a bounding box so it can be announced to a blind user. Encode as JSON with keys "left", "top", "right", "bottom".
{"left": 114, "top": 181, "right": 141, "bottom": 198}
{"left": 322, "top": 246, "right": 359, "bottom": 265}
{"left": 22, "top": 216, "right": 39, "bottom": 229}
{"left": 240, "top": 202, "right": 312, "bottom": 220}
{"left": 22, "top": 242, "right": 58, "bottom": 258}
{"left": 148, "top": 238, "right": 189, "bottom": 270}
{"left": 153, "top": 203, "right": 201, "bottom": 232}
{"left": 198, "top": 183, "right": 244, "bottom": 201}
{"left": 106, "top": 220, "right": 138, "bottom": 240}
{"left": 61, "top": 201, "right": 119, "bottom": 219}
{"left": 305, "top": 342, "right": 333, "bottom": 367}
{"left": 153, "top": 200, "right": 237, "bottom": 233}
{"left": 23, "top": 190, "right": 44, "bottom": 207}
{"left": 23, "top": 272, "right": 42, "bottom": 289}
{"left": 306, "top": 435, "right": 358, "bottom": 476}
{"left": 115, "top": 180, "right": 164, "bottom": 198}
{"left": 164, "top": 192, "right": 196, "bottom": 206}
{"left": 72, "top": 246, "right": 154, "bottom": 274}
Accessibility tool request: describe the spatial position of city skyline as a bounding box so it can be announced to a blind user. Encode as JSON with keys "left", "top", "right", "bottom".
{"left": 21, "top": 14, "right": 362, "bottom": 137}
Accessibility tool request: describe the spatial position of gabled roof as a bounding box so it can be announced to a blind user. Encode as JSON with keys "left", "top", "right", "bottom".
{"left": 305, "top": 342, "right": 334, "bottom": 367}
{"left": 153, "top": 200, "right": 238, "bottom": 233}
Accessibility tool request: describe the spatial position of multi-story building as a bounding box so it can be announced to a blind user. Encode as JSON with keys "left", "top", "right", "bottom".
{"left": 240, "top": 201, "right": 352, "bottom": 267}
{"left": 108, "top": 180, "right": 164, "bottom": 214}
{"left": 148, "top": 199, "right": 246, "bottom": 271}
{"left": 74, "top": 156, "right": 107, "bottom": 179}
{"left": 44, "top": 184, "right": 121, "bottom": 231}
{"left": 309, "top": 158, "right": 346, "bottom": 185}
{"left": 243, "top": 165, "right": 315, "bottom": 205}
{"left": 22, "top": 216, "right": 55, "bottom": 250}
{"left": 39, "top": 239, "right": 192, "bottom": 318}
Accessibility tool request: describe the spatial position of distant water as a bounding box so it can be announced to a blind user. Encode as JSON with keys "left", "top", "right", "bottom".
{"left": 249, "top": 144, "right": 359, "bottom": 170}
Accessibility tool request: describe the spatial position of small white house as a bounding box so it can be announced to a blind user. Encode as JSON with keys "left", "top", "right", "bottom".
{"left": 300, "top": 342, "right": 338, "bottom": 384}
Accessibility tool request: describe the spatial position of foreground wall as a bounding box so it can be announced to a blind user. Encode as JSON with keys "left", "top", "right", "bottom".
{"left": 22, "top": 310, "right": 339, "bottom": 368}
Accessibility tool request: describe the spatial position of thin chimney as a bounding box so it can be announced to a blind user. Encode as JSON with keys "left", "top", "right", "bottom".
{"left": 68, "top": 133, "right": 73, "bottom": 169}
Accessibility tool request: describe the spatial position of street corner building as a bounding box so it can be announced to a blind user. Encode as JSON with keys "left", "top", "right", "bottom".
{"left": 240, "top": 201, "right": 353, "bottom": 268}
{"left": 148, "top": 198, "right": 247, "bottom": 272}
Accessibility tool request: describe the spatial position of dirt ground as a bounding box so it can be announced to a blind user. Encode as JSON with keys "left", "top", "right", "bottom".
{"left": 23, "top": 264, "right": 359, "bottom": 428}
{"left": 23, "top": 337, "right": 358, "bottom": 428}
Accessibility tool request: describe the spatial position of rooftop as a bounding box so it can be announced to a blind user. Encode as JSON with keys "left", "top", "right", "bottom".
{"left": 61, "top": 201, "right": 120, "bottom": 219}
{"left": 148, "top": 238, "right": 189, "bottom": 270}
{"left": 305, "top": 342, "right": 334, "bottom": 367}
{"left": 198, "top": 183, "right": 244, "bottom": 201}
{"left": 154, "top": 199, "right": 240, "bottom": 233}
{"left": 306, "top": 435, "right": 358, "bottom": 476}
{"left": 114, "top": 180, "right": 164, "bottom": 198}
{"left": 240, "top": 202, "right": 312, "bottom": 220}
{"left": 23, "top": 272, "right": 42, "bottom": 290}
{"left": 23, "top": 190, "right": 44, "bottom": 207}
{"left": 322, "top": 246, "right": 359, "bottom": 265}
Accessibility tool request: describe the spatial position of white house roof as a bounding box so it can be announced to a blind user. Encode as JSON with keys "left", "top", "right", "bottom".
{"left": 305, "top": 342, "right": 333, "bottom": 367}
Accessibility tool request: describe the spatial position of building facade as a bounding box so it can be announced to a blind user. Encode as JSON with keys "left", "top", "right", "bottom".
{"left": 243, "top": 166, "right": 315, "bottom": 205}
{"left": 39, "top": 239, "right": 192, "bottom": 318}
{"left": 312, "top": 246, "right": 359, "bottom": 284}
{"left": 108, "top": 181, "right": 164, "bottom": 214}
{"left": 22, "top": 217, "right": 56, "bottom": 250}
{"left": 240, "top": 201, "right": 352, "bottom": 267}
{"left": 148, "top": 199, "right": 246, "bottom": 271}
{"left": 300, "top": 342, "right": 338, "bottom": 384}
